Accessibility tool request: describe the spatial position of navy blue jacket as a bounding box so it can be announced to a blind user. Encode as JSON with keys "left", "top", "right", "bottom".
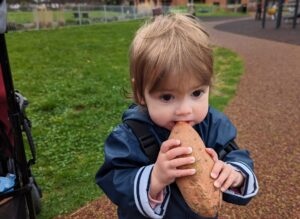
{"left": 96, "top": 105, "right": 258, "bottom": 218}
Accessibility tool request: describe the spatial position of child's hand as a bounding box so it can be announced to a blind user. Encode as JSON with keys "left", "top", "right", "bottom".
{"left": 150, "top": 139, "right": 196, "bottom": 199}
{"left": 206, "top": 148, "right": 244, "bottom": 192}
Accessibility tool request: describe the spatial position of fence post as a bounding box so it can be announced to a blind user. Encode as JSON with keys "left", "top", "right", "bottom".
{"left": 34, "top": 8, "right": 40, "bottom": 30}
{"left": 78, "top": 4, "right": 82, "bottom": 25}
{"left": 104, "top": 5, "right": 107, "bottom": 23}
{"left": 134, "top": 6, "right": 137, "bottom": 19}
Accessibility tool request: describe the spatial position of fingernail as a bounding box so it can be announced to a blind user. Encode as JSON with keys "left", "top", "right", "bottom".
{"left": 211, "top": 173, "right": 217, "bottom": 178}
{"left": 214, "top": 181, "right": 219, "bottom": 188}
{"left": 191, "top": 169, "right": 196, "bottom": 174}
{"left": 190, "top": 157, "right": 195, "bottom": 163}
{"left": 221, "top": 187, "right": 226, "bottom": 192}
{"left": 188, "top": 147, "right": 192, "bottom": 153}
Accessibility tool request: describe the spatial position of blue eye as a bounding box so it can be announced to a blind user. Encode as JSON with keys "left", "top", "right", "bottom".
{"left": 160, "top": 94, "right": 173, "bottom": 102}
{"left": 192, "top": 89, "right": 204, "bottom": 97}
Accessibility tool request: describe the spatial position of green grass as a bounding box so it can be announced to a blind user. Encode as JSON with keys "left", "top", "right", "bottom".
{"left": 7, "top": 10, "right": 124, "bottom": 25}
{"left": 8, "top": 11, "right": 35, "bottom": 24}
{"left": 195, "top": 4, "right": 248, "bottom": 17}
{"left": 5, "top": 20, "right": 243, "bottom": 219}
{"left": 210, "top": 47, "right": 244, "bottom": 111}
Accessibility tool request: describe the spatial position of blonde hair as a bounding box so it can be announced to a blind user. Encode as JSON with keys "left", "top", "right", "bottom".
{"left": 129, "top": 13, "right": 213, "bottom": 104}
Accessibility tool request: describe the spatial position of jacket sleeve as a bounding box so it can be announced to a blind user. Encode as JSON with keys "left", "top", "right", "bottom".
{"left": 202, "top": 107, "right": 259, "bottom": 205}
{"left": 95, "top": 124, "right": 171, "bottom": 218}
{"left": 223, "top": 150, "right": 259, "bottom": 205}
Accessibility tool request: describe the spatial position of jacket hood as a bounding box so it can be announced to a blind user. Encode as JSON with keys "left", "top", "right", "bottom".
{"left": 122, "top": 104, "right": 153, "bottom": 125}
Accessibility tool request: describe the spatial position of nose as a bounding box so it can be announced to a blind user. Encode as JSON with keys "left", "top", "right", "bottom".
{"left": 175, "top": 99, "right": 192, "bottom": 116}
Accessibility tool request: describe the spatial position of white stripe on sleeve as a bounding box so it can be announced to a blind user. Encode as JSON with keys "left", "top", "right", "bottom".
{"left": 134, "top": 165, "right": 170, "bottom": 218}
{"left": 226, "top": 161, "right": 259, "bottom": 199}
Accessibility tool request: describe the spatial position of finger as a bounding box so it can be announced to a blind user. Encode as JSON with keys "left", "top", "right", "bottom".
{"left": 210, "top": 160, "right": 223, "bottom": 179}
{"left": 166, "top": 146, "right": 192, "bottom": 160}
{"left": 231, "top": 171, "right": 244, "bottom": 188}
{"left": 214, "top": 164, "right": 232, "bottom": 189}
{"left": 173, "top": 168, "right": 196, "bottom": 178}
{"left": 220, "top": 175, "right": 235, "bottom": 192}
{"left": 168, "top": 156, "right": 195, "bottom": 168}
{"left": 160, "top": 139, "right": 181, "bottom": 153}
{"left": 205, "top": 148, "right": 218, "bottom": 162}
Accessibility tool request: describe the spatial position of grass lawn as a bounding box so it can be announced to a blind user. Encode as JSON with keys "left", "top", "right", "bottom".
{"left": 8, "top": 10, "right": 124, "bottom": 25}
{"left": 5, "top": 19, "right": 243, "bottom": 219}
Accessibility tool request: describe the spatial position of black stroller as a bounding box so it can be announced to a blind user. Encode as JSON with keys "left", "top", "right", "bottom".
{"left": 0, "top": 0, "right": 42, "bottom": 218}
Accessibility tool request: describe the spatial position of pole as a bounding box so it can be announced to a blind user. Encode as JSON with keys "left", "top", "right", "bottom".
{"left": 262, "top": 0, "right": 269, "bottom": 28}
{"left": 293, "top": 0, "right": 299, "bottom": 28}
{"left": 276, "top": 0, "right": 284, "bottom": 29}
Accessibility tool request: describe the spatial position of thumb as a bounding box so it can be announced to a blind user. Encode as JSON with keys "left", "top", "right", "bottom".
{"left": 205, "top": 148, "right": 218, "bottom": 162}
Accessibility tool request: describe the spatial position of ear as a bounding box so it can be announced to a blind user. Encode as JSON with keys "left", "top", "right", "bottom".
{"left": 140, "top": 97, "right": 146, "bottom": 105}
{"left": 138, "top": 92, "right": 146, "bottom": 106}
{"left": 135, "top": 91, "right": 146, "bottom": 106}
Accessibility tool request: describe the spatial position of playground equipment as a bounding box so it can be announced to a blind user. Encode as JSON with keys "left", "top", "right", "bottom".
{"left": 262, "top": 0, "right": 299, "bottom": 28}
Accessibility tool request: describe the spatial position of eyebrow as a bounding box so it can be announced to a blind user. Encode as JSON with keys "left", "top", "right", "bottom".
{"left": 191, "top": 84, "right": 209, "bottom": 90}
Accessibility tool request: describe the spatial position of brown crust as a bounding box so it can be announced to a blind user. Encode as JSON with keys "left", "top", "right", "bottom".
{"left": 169, "top": 122, "right": 222, "bottom": 217}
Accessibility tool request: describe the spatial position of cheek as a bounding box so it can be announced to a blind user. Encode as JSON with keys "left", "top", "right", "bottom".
{"left": 147, "top": 106, "right": 171, "bottom": 126}
{"left": 195, "top": 99, "right": 209, "bottom": 122}
{"left": 198, "top": 106, "right": 208, "bottom": 121}
{"left": 148, "top": 106, "right": 164, "bottom": 119}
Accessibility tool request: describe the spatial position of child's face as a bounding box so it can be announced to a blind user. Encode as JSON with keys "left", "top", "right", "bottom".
{"left": 142, "top": 74, "right": 209, "bottom": 130}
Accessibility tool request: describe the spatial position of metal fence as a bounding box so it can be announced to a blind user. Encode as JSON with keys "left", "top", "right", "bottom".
{"left": 5, "top": 3, "right": 258, "bottom": 32}
{"left": 6, "top": 4, "right": 174, "bottom": 31}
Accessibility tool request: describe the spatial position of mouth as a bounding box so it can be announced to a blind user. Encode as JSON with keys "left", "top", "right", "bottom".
{"left": 171, "top": 120, "right": 194, "bottom": 128}
{"left": 177, "top": 120, "right": 193, "bottom": 123}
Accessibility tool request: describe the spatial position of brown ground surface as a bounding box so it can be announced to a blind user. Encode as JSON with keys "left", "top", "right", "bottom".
{"left": 56, "top": 17, "right": 300, "bottom": 219}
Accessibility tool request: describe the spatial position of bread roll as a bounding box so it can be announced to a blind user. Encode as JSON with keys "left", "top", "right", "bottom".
{"left": 169, "top": 122, "right": 222, "bottom": 217}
